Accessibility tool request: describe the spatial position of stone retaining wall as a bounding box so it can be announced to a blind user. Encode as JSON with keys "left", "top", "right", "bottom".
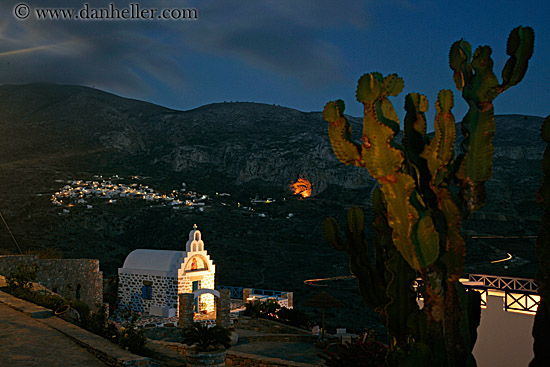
{"left": 237, "top": 317, "right": 309, "bottom": 335}
{"left": 0, "top": 255, "right": 103, "bottom": 309}
{"left": 226, "top": 350, "right": 318, "bottom": 367}
{"left": 239, "top": 334, "right": 318, "bottom": 343}
{"left": 155, "top": 341, "right": 318, "bottom": 367}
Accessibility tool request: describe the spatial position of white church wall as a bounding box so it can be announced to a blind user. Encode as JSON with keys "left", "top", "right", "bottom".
{"left": 118, "top": 271, "right": 178, "bottom": 314}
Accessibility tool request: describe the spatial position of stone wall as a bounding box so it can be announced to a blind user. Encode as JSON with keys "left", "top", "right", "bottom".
{"left": 118, "top": 272, "right": 178, "bottom": 314}
{"left": 238, "top": 334, "right": 318, "bottom": 343}
{"left": 216, "top": 289, "right": 231, "bottom": 329}
{"left": 0, "top": 255, "right": 103, "bottom": 309}
{"left": 226, "top": 350, "right": 318, "bottom": 367}
{"left": 38, "top": 259, "right": 103, "bottom": 308}
{"left": 0, "top": 255, "right": 38, "bottom": 274}
{"left": 155, "top": 342, "right": 318, "bottom": 367}
{"left": 236, "top": 317, "right": 309, "bottom": 335}
{"left": 178, "top": 293, "right": 194, "bottom": 329}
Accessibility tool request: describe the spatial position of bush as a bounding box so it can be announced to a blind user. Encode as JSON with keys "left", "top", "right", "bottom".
{"left": 243, "top": 300, "right": 310, "bottom": 330}
{"left": 244, "top": 299, "right": 280, "bottom": 318}
{"left": 6, "top": 263, "right": 37, "bottom": 290}
{"left": 88, "top": 305, "right": 118, "bottom": 341}
{"left": 118, "top": 325, "right": 147, "bottom": 354}
{"left": 113, "top": 307, "right": 148, "bottom": 355}
{"left": 320, "top": 338, "right": 388, "bottom": 367}
{"left": 182, "top": 323, "right": 231, "bottom": 351}
{"left": 275, "top": 307, "right": 310, "bottom": 329}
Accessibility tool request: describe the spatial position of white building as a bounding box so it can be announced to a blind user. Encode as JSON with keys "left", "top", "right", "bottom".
{"left": 118, "top": 224, "right": 216, "bottom": 317}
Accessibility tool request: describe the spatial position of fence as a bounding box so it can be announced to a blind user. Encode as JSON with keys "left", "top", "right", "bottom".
{"left": 414, "top": 274, "right": 540, "bottom": 315}
{"left": 217, "top": 285, "right": 293, "bottom": 309}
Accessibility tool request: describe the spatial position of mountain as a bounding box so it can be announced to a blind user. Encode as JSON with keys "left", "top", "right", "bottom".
{"left": 0, "top": 83, "right": 545, "bottom": 331}
{"left": 0, "top": 83, "right": 370, "bottom": 194}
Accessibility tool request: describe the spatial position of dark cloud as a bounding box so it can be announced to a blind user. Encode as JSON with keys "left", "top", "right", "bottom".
{"left": 0, "top": 0, "right": 368, "bottom": 98}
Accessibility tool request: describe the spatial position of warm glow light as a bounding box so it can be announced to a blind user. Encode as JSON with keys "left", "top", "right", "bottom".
{"left": 490, "top": 252, "right": 513, "bottom": 264}
{"left": 290, "top": 175, "right": 312, "bottom": 198}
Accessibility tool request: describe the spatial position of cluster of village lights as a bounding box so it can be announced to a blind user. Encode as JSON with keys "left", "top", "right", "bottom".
{"left": 50, "top": 176, "right": 206, "bottom": 210}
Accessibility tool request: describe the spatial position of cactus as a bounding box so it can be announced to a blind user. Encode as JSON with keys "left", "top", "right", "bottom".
{"left": 449, "top": 26, "right": 534, "bottom": 214}
{"left": 322, "top": 26, "right": 533, "bottom": 366}
{"left": 531, "top": 116, "right": 550, "bottom": 366}
{"left": 323, "top": 197, "right": 427, "bottom": 362}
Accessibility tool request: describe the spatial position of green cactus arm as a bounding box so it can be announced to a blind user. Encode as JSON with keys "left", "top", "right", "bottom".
{"left": 501, "top": 26, "right": 535, "bottom": 90}
{"left": 347, "top": 206, "right": 365, "bottom": 234}
{"left": 323, "top": 100, "right": 364, "bottom": 167}
{"left": 420, "top": 90, "right": 456, "bottom": 187}
{"left": 468, "top": 46, "right": 500, "bottom": 104}
{"left": 458, "top": 46, "right": 498, "bottom": 183}
{"left": 383, "top": 73, "right": 406, "bottom": 97}
{"left": 438, "top": 188, "right": 465, "bottom": 281}
{"left": 461, "top": 106, "right": 495, "bottom": 182}
{"left": 371, "top": 187, "right": 421, "bottom": 346}
{"left": 384, "top": 242, "right": 419, "bottom": 348}
{"left": 356, "top": 73, "right": 405, "bottom": 179}
{"left": 357, "top": 73, "right": 440, "bottom": 271}
{"left": 449, "top": 40, "right": 472, "bottom": 91}
{"left": 411, "top": 214, "right": 440, "bottom": 267}
{"left": 350, "top": 248, "right": 388, "bottom": 312}
{"left": 403, "top": 93, "right": 429, "bottom": 176}
{"left": 322, "top": 217, "right": 345, "bottom": 251}
{"left": 346, "top": 207, "right": 366, "bottom": 254}
{"left": 457, "top": 26, "right": 534, "bottom": 185}
{"left": 380, "top": 173, "right": 437, "bottom": 271}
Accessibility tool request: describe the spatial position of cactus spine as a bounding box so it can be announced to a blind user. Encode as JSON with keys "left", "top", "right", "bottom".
{"left": 323, "top": 26, "right": 534, "bottom": 366}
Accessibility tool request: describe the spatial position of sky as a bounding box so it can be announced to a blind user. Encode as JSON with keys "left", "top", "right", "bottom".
{"left": 0, "top": 0, "right": 548, "bottom": 129}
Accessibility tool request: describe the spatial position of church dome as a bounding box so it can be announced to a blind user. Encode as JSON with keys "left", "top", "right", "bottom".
{"left": 122, "top": 249, "right": 185, "bottom": 273}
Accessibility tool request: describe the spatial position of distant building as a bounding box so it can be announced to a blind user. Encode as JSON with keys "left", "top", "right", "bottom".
{"left": 117, "top": 225, "right": 216, "bottom": 317}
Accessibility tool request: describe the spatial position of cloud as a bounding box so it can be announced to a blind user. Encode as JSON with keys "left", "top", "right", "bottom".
{"left": 0, "top": 0, "right": 369, "bottom": 100}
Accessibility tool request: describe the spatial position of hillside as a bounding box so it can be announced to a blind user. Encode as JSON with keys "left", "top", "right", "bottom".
{"left": 0, "top": 83, "right": 545, "bottom": 331}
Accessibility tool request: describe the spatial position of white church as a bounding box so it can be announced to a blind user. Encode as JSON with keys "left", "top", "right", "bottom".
{"left": 118, "top": 224, "right": 216, "bottom": 317}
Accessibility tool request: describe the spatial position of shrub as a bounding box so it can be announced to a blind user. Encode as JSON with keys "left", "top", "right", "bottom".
{"left": 243, "top": 300, "right": 262, "bottom": 318}
{"left": 6, "top": 263, "right": 37, "bottom": 290}
{"left": 118, "top": 325, "right": 147, "bottom": 354}
{"left": 244, "top": 299, "right": 280, "bottom": 318}
{"left": 320, "top": 338, "right": 388, "bottom": 367}
{"left": 244, "top": 300, "right": 310, "bottom": 329}
{"left": 113, "top": 307, "right": 148, "bottom": 355}
{"left": 182, "top": 323, "right": 231, "bottom": 352}
{"left": 275, "top": 307, "right": 310, "bottom": 329}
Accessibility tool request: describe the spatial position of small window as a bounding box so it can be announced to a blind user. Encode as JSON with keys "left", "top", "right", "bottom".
{"left": 142, "top": 284, "right": 152, "bottom": 300}
{"left": 76, "top": 284, "right": 81, "bottom": 300}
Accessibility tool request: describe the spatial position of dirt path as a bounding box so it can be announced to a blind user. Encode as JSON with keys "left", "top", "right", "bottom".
{"left": 0, "top": 302, "right": 109, "bottom": 367}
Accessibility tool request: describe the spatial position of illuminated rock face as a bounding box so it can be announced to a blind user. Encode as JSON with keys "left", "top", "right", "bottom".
{"left": 118, "top": 225, "right": 216, "bottom": 316}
